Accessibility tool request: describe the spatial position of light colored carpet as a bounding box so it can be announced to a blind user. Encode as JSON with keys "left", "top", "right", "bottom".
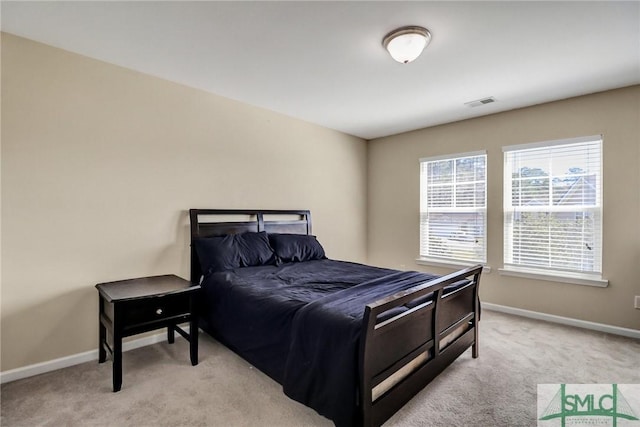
{"left": 1, "top": 311, "right": 639, "bottom": 426}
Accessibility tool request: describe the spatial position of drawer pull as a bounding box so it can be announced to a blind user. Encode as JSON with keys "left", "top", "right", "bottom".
{"left": 156, "top": 308, "right": 163, "bottom": 315}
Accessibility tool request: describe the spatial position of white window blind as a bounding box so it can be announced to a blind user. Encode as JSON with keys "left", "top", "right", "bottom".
{"left": 420, "top": 152, "right": 487, "bottom": 263}
{"left": 503, "top": 136, "right": 602, "bottom": 277}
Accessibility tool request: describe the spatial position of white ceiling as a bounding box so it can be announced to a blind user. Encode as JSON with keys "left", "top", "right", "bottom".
{"left": 2, "top": 1, "right": 639, "bottom": 140}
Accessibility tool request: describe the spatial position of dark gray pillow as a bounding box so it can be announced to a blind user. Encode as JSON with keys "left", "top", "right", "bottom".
{"left": 268, "top": 233, "right": 326, "bottom": 263}
{"left": 235, "top": 231, "right": 277, "bottom": 267}
{"left": 194, "top": 231, "right": 277, "bottom": 276}
{"left": 193, "top": 234, "right": 241, "bottom": 276}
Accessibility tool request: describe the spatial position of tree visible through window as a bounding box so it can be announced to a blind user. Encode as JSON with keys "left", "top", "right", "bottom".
{"left": 503, "top": 136, "right": 602, "bottom": 277}
{"left": 420, "top": 151, "right": 487, "bottom": 264}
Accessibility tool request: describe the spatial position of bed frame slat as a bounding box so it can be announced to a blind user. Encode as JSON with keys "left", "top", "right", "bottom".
{"left": 369, "top": 328, "right": 476, "bottom": 427}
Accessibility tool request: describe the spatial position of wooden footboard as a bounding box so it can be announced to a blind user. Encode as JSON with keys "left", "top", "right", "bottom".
{"left": 358, "top": 265, "right": 482, "bottom": 427}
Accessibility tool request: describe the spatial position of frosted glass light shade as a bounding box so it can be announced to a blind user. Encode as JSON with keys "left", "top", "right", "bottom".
{"left": 383, "top": 26, "right": 431, "bottom": 64}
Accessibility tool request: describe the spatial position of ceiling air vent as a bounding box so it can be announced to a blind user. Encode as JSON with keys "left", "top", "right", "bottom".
{"left": 465, "top": 97, "right": 496, "bottom": 107}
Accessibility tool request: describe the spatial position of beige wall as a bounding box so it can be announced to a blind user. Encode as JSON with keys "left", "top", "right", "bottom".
{"left": 368, "top": 85, "right": 640, "bottom": 331}
{"left": 0, "top": 34, "right": 368, "bottom": 371}
{"left": 2, "top": 32, "right": 638, "bottom": 374}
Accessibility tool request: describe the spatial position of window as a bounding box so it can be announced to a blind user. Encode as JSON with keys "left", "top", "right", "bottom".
{"left": 503, "top": 135, "right": 603, "bottom": 282}
{"left": 419, "top": 151, "right": 487, "bottom": 264}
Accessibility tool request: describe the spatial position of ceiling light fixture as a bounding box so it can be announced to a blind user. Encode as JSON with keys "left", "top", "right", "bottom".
{"left": 382, "top": 26, "right": 431, "bottom": 64}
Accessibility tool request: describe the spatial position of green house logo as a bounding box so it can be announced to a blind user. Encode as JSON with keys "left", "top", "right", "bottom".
{"left": 539, "top": 384, "right": 639, "bottom": 427}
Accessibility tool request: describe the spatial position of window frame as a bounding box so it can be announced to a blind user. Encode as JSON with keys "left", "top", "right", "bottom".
{"left": 418, "top": 150, "right": 488, "bottom": 267}
{"left": 501, "top": 135, "right": 607, "bottom": 287}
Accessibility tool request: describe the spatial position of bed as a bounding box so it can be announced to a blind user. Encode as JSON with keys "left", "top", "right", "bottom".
{"left": 189, "top": 209, "right": 482, "bottom": 427}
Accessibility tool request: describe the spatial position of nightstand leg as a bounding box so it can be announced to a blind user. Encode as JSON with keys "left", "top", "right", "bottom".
{"left": 167, "top": 322, "right": 175, "bottom": 344}
{"left": 99, "top": 321, "right": 107, "bottom": 363}
{"left": 190, "top": 317, "right": 198, "bottom": 366}
{"left": 113, "top": 333, "right": 122, "bottom": 392}
{"left": 98, "top": 296, "right": 107, "bottom": 363}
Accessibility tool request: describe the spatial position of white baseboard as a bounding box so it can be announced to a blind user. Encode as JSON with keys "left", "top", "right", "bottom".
{"left": 1, "top": 331, "right": 171, "bottom": 384}
{"left": 483, "top": 302, "right": 640, "bottom": 340}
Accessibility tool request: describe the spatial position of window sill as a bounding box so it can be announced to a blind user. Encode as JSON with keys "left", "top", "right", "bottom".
{"left": 415, "top": 258, "right": 491, "bottom": 273}
{"left": 498, "top": 267, "right": 608, "bottom": 287}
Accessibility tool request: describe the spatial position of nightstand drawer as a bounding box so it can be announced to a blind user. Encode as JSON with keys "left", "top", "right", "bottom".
{"left": 121, "top": 293, "right": 191, "bottom": 327}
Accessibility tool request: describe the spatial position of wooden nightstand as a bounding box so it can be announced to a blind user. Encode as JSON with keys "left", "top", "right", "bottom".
{"left": 96, "top": 274, "right": 201, "bottom": 392}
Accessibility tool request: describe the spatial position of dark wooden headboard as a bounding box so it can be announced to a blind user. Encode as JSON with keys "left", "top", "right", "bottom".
{"left": 188, "top": 209, "right": 312, "bottom": 284}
